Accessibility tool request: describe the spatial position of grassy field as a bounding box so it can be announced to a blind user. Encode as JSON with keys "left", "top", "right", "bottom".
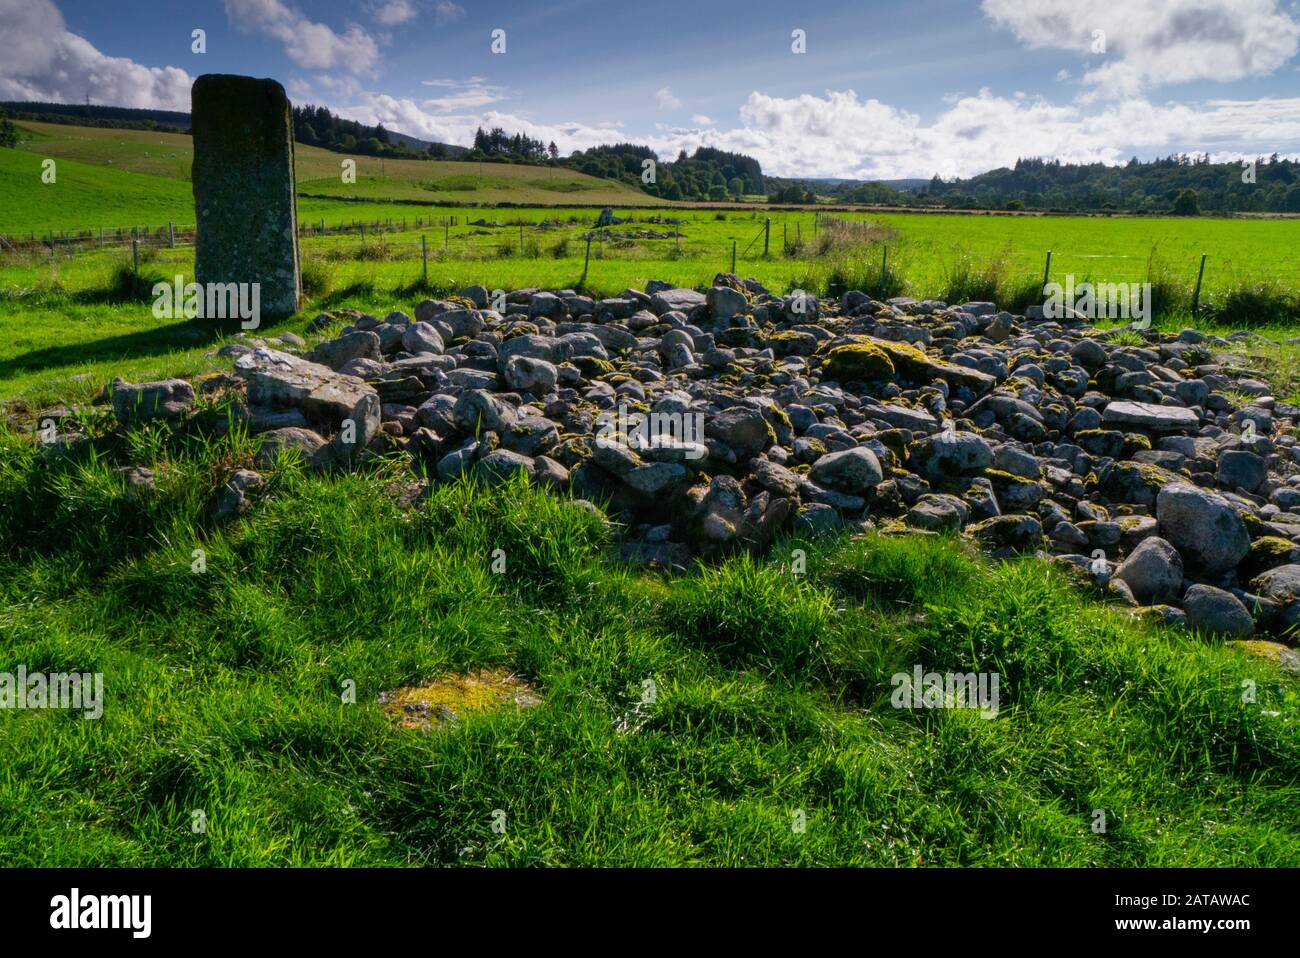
{"left": 0, "top": 420, "right": 1295, "bottom": 866}
{"left": 3, "top": 207, "right": 1300, "bottom": 408}
{"left": 4, "top": 120, "right": 652, "bottom": 229}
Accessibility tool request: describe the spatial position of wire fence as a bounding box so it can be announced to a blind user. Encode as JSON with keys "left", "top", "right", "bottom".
{"left": 4, "top": 212, "right": 1297, "bottom": 301}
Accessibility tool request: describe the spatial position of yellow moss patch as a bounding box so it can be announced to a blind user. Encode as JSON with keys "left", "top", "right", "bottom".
{"left": 1226, "top": 640, "right": 1300, "bottom": 675}
{"left": 823, "top": 342, "right": 895, "bottom": 382}
{"left": 379, "top": 669, "right": 541, "bottom": 731}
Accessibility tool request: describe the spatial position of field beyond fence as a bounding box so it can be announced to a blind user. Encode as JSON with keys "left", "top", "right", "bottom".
{"left": 4, "top": 206, "right": 1298, "bottom": 325}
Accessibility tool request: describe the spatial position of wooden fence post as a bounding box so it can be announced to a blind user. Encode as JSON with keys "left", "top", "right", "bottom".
{"left": 1042, "top": 249, "right": 1052, "bottom": 290}
{"left": 1192, "top": 253, "right": 1207, "bottom": 316}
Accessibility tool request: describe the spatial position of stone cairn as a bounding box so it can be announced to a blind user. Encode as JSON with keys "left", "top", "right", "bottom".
{"left": 99, "top": 276, "right": 1300, "bottom": 650}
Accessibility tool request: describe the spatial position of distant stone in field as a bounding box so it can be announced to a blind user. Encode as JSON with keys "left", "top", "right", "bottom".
{"left": 191, "top": 74, "right": 300, "bottom": 323}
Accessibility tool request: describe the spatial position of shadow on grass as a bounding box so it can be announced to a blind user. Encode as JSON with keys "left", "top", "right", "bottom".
{"left": 0, "top": 318, "right": 217, "bottom": 382}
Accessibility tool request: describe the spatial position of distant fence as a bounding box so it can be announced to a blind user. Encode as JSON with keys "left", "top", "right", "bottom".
{"left": 0, "top": 214, "right": 478, "bottom": 256}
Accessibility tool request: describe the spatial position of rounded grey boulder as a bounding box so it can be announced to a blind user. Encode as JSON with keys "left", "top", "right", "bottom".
{"left": 1155, "top": 483, "right": 1250, "bottom": 574}
{"left": 1182, "top": 584, "right": 1253, "bottom": 637}
{"left": 809, "top": 447, "right": 883, "bottom": 494}
{"left": 1113, "top": 535, "right": 1184, "bottom": 605}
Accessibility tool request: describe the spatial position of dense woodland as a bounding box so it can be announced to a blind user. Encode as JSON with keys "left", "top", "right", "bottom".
{"left": 562, "top": 143, "right": 765, "bottom": 201}
{"left": 813, "top": 155, "right": 1300, "bottom": 213}
{"left": 0, "top": 101, "right": 189, "bottom": 131}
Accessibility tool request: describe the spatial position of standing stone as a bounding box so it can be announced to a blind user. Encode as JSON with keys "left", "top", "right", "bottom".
{"left": 192, "top": 74, "right": 300, "bottom": 323}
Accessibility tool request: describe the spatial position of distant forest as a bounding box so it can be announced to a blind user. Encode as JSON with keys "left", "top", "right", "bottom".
{"left": 0, "top": 101, "right": 189, "bottom": 131}
{"left": 563, "top": 143, "right": 765, "bottom": 201}
{"left": 904, "top": 155, "right": 1300, "bottom": 214}
{"left": 291, "top": 104, "right": 463, "bottom": 159}
{"left": 802, "top": 155, "right": 1300, "bottom": 214}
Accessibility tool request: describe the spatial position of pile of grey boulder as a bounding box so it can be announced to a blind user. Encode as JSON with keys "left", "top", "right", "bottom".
{"left": 104, "top": 275, "right": 1300, "bottom": 644}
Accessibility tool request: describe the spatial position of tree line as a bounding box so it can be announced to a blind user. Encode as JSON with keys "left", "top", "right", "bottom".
{"left": 877, "top": 155, "right": 1300, "bottom": 214}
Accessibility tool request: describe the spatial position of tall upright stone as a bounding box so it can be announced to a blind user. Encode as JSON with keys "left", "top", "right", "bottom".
{"left": 191, "top": 74, "right": 300, "bottom": 322}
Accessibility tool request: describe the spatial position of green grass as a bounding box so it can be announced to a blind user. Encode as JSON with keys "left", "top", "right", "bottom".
{"left": 6, "top": 119, "right": 652, "bottom": 225}
{"left": 0, "top": 418, "right": 1296, "bottom": 866}
{"left": 0, "top": 147, "right": 194, "bottom": 236}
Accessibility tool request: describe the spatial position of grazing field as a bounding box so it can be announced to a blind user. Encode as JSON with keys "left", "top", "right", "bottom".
{"left": 7, "top": 120, "right": 652, "bottom": 222}
{"left": 4, "top": 203, "right": 1299, "bottom": 406}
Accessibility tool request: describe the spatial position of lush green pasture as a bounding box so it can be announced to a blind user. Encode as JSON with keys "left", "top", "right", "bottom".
{"left": 0, "top": 421, "right": 1295, "bottom": 866}
{"left": 873, "top": 211, "right": 1300, "bottom": 296}
{"left": 8, "top": 120, "right": 651, "bottom": 220}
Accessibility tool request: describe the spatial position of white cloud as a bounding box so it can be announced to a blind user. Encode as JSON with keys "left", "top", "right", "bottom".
{"left": 312, "top": 80, "right": 1300, "bottom": 178}
{"left": 0, "top": 0, "right": 191, "bottom": 109}
{"left": 691, "top": 114, "right": 714, "bottom": 125}
{"left": 370, "top": 0, "right": 417, "bottom": 25}
{"left": 333, "top": 91, "right": 626, "bottom": 154}
{"left": 633, "top": 88, "right": 1300, "bottom": 179}
{"left": 433, "top": 1, "right": 465, "bottom": 25}
{"left": 656, "top": 87, "right": 682, "bottom": 110}
{"left": 418, "top": 77, "right": 511, "bottom": 112}
{"left": 224, "top": 0, "right": 379, "bottom": 74}
{"left": 982, "top": 0, "right": 1300, "bottom": 98}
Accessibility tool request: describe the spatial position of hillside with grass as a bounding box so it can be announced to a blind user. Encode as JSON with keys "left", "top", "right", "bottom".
{"left": 4, "top": 120, "right": 659, "bottom": 229}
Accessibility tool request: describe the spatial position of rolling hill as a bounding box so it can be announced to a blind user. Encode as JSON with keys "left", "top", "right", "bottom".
{"left": 1, "top": 120, "right": 663, "bottom": 234}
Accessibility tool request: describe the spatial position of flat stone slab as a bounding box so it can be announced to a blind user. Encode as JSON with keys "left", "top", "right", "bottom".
{"left": 650, "top": 288, "right": 706, "bottom": 315}
{"left": 1102, "top": 401, "right": 1200, "bottom": 433}
{"left": 234, "top": 348, "right": 379, "bottom": 462}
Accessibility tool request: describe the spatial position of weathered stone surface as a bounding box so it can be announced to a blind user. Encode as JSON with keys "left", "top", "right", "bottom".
{"left": 215, "top": 468, "right": 266, "bottom": 520}
{"left": 192, "top": 74, "right": 300, "bottom": 322}
{"left": 306, "top": 330, "right": 381, "bottom": 370}
{"left": 233, "top": 348, "right": 380, "bottom": 464}
{"left": 809, "top": 447, "right": 883, "bottom": 494}
{"left": 110, "top": 377, "right": 195, "bottom": 424}
{"left": 1182, "top": 584, "right": 1253, "bottom": 637}
{"left": 254, "top": 426, "right": 332, "bottom": 469}
{"left": 1102, "top": 401, "right": 1199, "bottom": 433}
{"left": 1113, "top": 536, "right": 1183, "bottom": 605}
{"left": 1155, "top": 483, "right": 1250, "bottom": 574}
{"left": 651, "top": 288, "right": 706, "bottom": 315}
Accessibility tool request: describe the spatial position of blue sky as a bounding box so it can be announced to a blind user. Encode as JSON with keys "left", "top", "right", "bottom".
{"left": 4, "top": 0, "right": 1300, "bottom": 178}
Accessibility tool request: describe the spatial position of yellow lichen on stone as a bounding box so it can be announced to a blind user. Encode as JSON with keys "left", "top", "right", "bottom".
{"left": 379, "top": 669, "right": 541, "bottom": 731}
{"left": 823, "top": 342, "right": 896, "bottom": 382}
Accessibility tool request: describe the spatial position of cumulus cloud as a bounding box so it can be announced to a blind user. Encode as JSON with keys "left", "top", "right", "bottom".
{"left": 982, "top": 0, "right": 1300, "bottom": 98}
{"left": 0, "top": 0, "right": 191, "bottom": 109}
{"left": 370, "top": 0, "right": 417, "bottom": 25}
{"left": 691, "top": 114, "right": 714, "bottom": 125}
{"left": 433, "top": 1, "right": 466, "bottom": 25}
{"left": 224, "top": 0, "right": 378, "bottom": 74}
{"left": 333, "top": 91, "right": 625, "bottom": 154}
{"left": 656, "top": 87, "right": 682, "bottom": 110}
{"left": 640, "top": 88, "right": 1300, "bottom": 179}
